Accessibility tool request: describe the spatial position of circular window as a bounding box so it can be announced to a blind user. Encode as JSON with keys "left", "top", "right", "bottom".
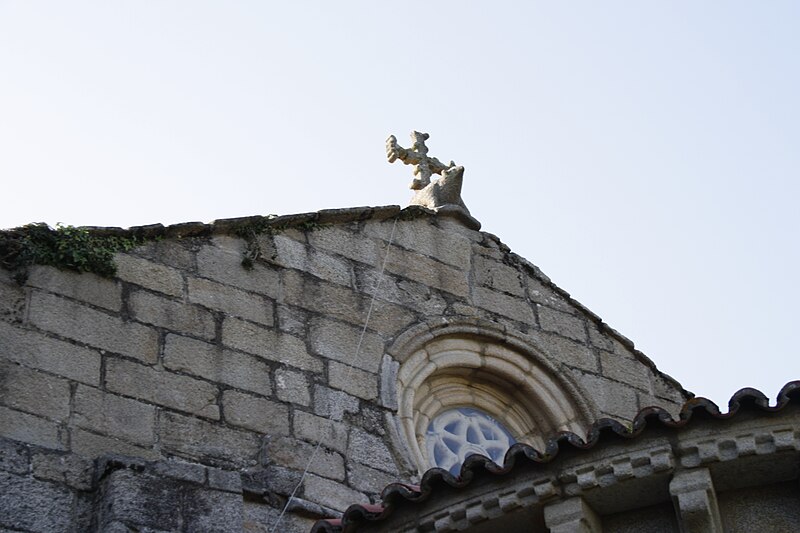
{"left": 425, "top": 407, "right": 516, "bottom": 476}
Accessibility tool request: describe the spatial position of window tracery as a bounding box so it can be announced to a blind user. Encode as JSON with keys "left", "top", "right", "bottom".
{"left": 425, "top": 407, "right": 516, "bottom": 476}
{"left": 388, "top": 321, "right": 592, "bottom": 476}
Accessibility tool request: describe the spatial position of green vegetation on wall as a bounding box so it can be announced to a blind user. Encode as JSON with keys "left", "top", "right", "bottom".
{"left": 0, "top": 215, "right": 333, "bottom": 282}
{"left": 232, "top": 217, "right": 328, "bottom": 270}
{"left": 0, "top": 223, "right": 141, "bottom": 283}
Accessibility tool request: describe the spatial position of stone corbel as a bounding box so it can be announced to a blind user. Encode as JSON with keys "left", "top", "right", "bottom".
{"left": 544, "top": 496, "right": 603, "bottom": 533}
{"left": 669, "top": 468, "right": 723, "bottom": 533}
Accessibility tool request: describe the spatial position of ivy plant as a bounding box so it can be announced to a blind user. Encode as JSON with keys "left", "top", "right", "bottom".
{"left": 0, "top": 223, "right": 140, "bottom": 283}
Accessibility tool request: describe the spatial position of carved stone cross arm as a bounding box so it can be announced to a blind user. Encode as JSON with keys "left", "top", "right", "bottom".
{"left": 386, "top": 131, "right": 454, "bottom": 190}
{"left": 386, "top": 131, "right": 478, "bottom": 230}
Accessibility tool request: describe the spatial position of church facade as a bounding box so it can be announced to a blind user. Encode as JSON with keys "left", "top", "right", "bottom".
{"left": 1, "top": 135, "right": 797, "bottom": 531}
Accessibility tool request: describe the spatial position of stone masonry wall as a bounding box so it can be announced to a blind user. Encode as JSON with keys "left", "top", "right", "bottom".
{"left": 0, "top": 206, "right": 688, "bottom": 532}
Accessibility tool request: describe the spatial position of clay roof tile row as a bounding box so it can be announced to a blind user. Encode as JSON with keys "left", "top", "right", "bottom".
{"left": 312, "top": 381, "right": 800, "bottom": 532}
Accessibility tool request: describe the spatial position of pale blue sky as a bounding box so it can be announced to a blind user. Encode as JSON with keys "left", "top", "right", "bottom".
{"left": 1, "top": 2, "right": 798, "bottom": 406}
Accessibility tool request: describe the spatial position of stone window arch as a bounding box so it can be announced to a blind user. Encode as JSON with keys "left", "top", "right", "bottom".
{"left": 388, "top": 321, "right": 591, "bottom": 475}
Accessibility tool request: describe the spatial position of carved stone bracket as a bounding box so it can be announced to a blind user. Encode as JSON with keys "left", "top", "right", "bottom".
{"left": 669, "top": 468, "right": 724, "bottom": 533}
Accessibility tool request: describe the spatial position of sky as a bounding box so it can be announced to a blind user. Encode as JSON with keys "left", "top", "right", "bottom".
{"left": 1, "top": 2, "right": 798, "bottom": 407}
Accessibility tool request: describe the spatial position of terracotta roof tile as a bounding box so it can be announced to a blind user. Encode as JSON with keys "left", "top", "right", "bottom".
{"left": 311, "top": 381, "right": 800, "bottom": 532}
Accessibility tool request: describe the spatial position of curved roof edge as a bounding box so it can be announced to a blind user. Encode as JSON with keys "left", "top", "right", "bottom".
{"left": 312, "top": 380, "right": 800, "bottom": 532}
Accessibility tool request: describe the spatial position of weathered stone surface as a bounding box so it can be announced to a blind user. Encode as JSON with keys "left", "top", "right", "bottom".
{"left": 207, "top": 466, "right": 242, "bottom": 493}
{"left": 359, "top": 270, "right": 448, "bottom": 317}
{"left": 537, "top": 332, "right": 599, "bottom": 372}
{"left": 587, "top": 323, "right": 615, "bottom": 351}
{"left": 27, "top": 265, "right": 122, "bottom": 311}
{"left": 159, "top": 411, "right": 261, "bottom": 467}
{"left": 652, "top": 374, "right": 686, "bottom": 405}
{"left": 0, "top": 407, "right": 63, "bottom": 450}
{"left": 73, "top": 385, "right": 156, "bottom": 446}
{"left": 328, "top": 361, "right": 378, "bottom": 401}
{"left": 185, "top": 487, "right": 244, "bottom": 531}
{"left": 669, "top": 468, "right": 723, "bottom": 533}
{"left": 0, "top": 206, "right": 699, "bottom": 529}
{"left": 222, "top": 390, "right": 290, "bottom": 436}
{"left": 267, "top": 436, "right": 345, "bottom": 481}
{"left": 132, "top": 239, "right": 195, "bottom": 270}
{"left": 268, "top": 234, "right": 352, "bottom": 286}
{"left": 0, "top": 273, "right": 25, "bottom": 322}
{"left": 448, "top": 301, "right": 482, "bottom": 319}
{"left": 382, "top": 246, "right": 470, "bottom": 298}
{"left": 283, "top": 271, "right": 416, "bottom": 335}
{"left": 347, "top": 461, "right": 397, "bottom": 494}
{"left": 294, "top": 411, "right": 349, "bottom": 454}
{"left": 274, "top": 368, "right": 311, "bottom": 406}
{"left": 380, "top": 354, "right": 400, "bottom": 410}
{"left": 313, "top": 385, "right": 360, "bottom": 421}
{"left": 347, "top": 428, "right": 398, "bottom": 474}
{"left": 150, "top": 458, "right": 206, "bottom": 484}
{"left": 91, "top": 470, "right": 234, "bottom": 533}
{"left": 188, "top": 276, "right": 274, "bottom": 326}
{"left": 544, "top": 496, "right": 603, "bottom": 533}
{"left": 0, "top": 322, "right": 101, "bottom": 385}
{"left": 602, "top": 502, "right": 678, "bottom": 532}
{"left": 129, "top": 290, "right": 216, "bottom": 340}
{"left": 0, "top": 470, "right": 75, "bottom": 533}
{"left": 308, "top": 318, "right": 384, "bottom": 374}
{"left": 254, "top": 464, "right": 301, "bottom": 496}
{"left": 638, "top": 393, "right": 682, "bottom": 418}
{"left": 115, "top": 252, "right": 184, "bottom": 297}
{"left": 106, "top": 358, "right": 220, "bottom": 419}
{"left": 365, "top": 216, "right": 472, "bottom": 270}
{"left": 303, "top": 473, "right": 368, "bottom": 512}
{"left": 0, "top": 361, "right": 71, "bottom": 422}
{"left": 0, "top": 438, "right": 29, "bottom": 475}
{"left": 574, "top": 372, "right": 639, "bottom": 421}
{"left": 196, "top": 237, "right": 281, "bottom": 298}
{"left": 473, "top": 254, "right": 525, "bottom": 297}
{"left": 538, "top": 305, "right": 587, "bottom": 342}
{"left": 96, "top": 469, "right": 180, "bottom": 530}
{"left": 28, "top": 291, "right": 159, "bottom": 363}
{"left": 612, "top": 337, "right": 637, "bottom": 357}
{"left": 526, "top": 276, "right": 575, "bottom": 314}
{"left": 163, "top": 334, "right": 272, "bottom": 397}
{"left": 386, "top": 131, "right": 454, "bottom": 193}
{"left": 69, "top": 428, "right": 159, "bottom": 461}
{"left": 71, "top": 494, "right": 96, "bottom": 533}
{"left": 472, "top": 286, "right": 535, "bottom": 324}
{"left": 347, "top": 403, "right": 386, "bottom": 436}
{"left": 222, "top": 317, "right": 322, "bottom": 373}
{"left": 243, "top": 500, "right": 316, "bottom": 533}
{"left": 717, "top": 479, "right": 800, "bottom": 531}
{"left": 275, "top": 304, "right": 309, "bottom": 337}
{"left": 600, "top": 350, "right": 652, "bottom": 392}
{"left": 31, "top": 451, "right": 93, "bottom": 490}
{"left": 307, "top": 225, "right": 380, "bottom": 266}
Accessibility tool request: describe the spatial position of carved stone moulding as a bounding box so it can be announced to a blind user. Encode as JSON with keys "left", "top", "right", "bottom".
{"left": 389, "top": 319, "right": 592, "bottom": 476}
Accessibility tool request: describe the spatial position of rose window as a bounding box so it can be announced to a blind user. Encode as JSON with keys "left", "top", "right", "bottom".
{"left": 425, "top": 407, "right": 516, "bottom": 476}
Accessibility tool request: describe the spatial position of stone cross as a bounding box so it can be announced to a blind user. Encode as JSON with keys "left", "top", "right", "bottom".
{"left": 386, "top": 131, "right": 455, "bottom": 190}
{"left": 386, "top": 131, "right": 472, "bottom": 218}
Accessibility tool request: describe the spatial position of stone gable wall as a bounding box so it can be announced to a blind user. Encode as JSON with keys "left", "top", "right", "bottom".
{"left": 0, "top": 206, "right": 688, "bottom": 532}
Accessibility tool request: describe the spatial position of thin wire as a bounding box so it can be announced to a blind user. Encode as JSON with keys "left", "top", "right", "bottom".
{"left": 269, "top": 217, "right": 398, "bottom": 533}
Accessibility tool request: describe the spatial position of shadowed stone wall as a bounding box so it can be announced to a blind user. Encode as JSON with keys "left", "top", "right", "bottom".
{"left": 0, "top": 206, "right": 688, "bottom": 532}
